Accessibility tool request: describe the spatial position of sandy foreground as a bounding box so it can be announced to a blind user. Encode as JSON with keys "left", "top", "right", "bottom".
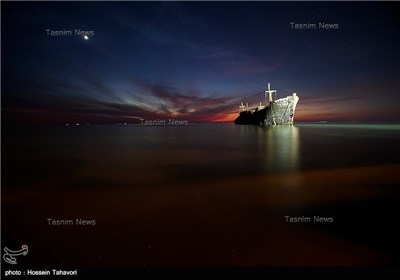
{"left": 3, "top": 164, "right": 400, "bottom": 267}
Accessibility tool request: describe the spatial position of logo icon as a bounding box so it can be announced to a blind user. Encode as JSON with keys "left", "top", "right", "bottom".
{"left": 3, "top": 245, "right": 29, "bottom": 265}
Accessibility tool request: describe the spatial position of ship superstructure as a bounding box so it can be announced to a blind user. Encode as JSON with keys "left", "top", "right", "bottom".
{"left": 234, "top": 83, "right": 299, "bottom": 126}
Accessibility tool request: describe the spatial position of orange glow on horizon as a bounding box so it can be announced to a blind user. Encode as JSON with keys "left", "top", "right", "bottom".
{"left": 209, "top": 112, "right": 238, "bottom": 123}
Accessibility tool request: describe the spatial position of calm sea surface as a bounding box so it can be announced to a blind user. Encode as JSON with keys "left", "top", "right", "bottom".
{"left": 3, "top": 123, "right": 400, "bottom": 267}
{"left": 3, "top": 123, "right": 400, "bottom": 185}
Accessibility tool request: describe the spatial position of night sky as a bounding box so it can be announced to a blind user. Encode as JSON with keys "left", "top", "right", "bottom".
{"left": 2, "top": 1, "right": 400, "bottom": 124}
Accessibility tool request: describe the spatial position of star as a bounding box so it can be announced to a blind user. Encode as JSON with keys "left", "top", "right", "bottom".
{"left": 83, "top": 35, "right": 89, "bottom": 40}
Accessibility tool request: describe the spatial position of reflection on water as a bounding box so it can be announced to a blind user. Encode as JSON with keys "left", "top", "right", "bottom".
{"left": 3, "top": 123, "right": 399, "bottom": 189}
{"left": 237, "top": 125, "right": 300, "bottom": 173}
{"left": 3, "top": 124, "right": 400, "bottom": 268}
{"left": 266, "top": 126, "right": 299, "bottom": 173}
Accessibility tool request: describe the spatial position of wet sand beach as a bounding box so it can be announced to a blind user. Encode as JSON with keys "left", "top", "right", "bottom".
{"left": 2, "top": 124, "right": 400, "bottom": 267}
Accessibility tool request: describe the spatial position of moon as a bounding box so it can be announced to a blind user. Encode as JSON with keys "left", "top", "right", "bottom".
{"left": 83, "top": 35, "right": 89, "bottom": 40}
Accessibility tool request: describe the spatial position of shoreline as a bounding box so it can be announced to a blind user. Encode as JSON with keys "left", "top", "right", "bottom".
{"left": 3, "top": 164, "right": 399, "bottom": 266}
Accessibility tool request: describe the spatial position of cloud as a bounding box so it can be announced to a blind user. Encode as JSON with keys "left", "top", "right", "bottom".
{"left": 2, "top": 74, "right": 245, "bottom": 124}
{"left": 132, "top": 80, "right": 240, "bottom": 120}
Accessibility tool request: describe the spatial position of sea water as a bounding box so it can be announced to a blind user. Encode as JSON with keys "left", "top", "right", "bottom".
{"left": 3, "top": 123, "right": 399, "bottom": 185}
{"left": 2, "top": 123, "right": 400, "bottom": 266}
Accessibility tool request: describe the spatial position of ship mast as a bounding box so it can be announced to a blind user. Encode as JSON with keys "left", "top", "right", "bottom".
{"left": 265, "top": 83, "right": 276, "bottom": 105}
